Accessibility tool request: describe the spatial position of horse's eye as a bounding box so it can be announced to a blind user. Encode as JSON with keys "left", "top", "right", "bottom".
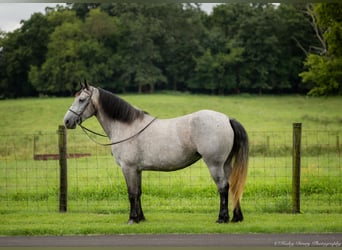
{"left": 79, "top": 97, "right": 85, "bottom": 103}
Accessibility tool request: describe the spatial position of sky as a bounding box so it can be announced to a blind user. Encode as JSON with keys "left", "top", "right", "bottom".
{"left": 0, "top": 3, "right": 218, "bottom": 33}
{"left": 0, "top": 3, "right": 60, "bottom": 32}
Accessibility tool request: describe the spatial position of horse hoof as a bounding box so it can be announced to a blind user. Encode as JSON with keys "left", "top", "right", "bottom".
{"left": 232, "top": 208, "right": 243, "bottom": 222}
{"left": 127, "top": 219, "right": 137, "bottom": 225}
{"left": 127, "top": 217, "right": 145, "bottom": 224}
{"left": 231, "top": 214, "right": 243, "bottom": 222}
{"left": 231, "top": 217, "right": 243, "bottom": 223}
{"left": 216, "top": 218, "right": 229, "bottom": 224}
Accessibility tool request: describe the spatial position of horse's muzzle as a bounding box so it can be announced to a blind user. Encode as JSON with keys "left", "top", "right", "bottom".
{"left": 63, "top": 111, "right": 78, "bottom": 129}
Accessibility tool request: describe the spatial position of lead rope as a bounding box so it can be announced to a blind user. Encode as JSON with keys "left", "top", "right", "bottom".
{"left": 78, "top": 117, "right": 157, "bottom": 146}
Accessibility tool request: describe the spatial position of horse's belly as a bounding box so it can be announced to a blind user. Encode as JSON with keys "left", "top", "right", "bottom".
{"left": 138, "top": 134, "right": 201, "bottom": 171}
{"left": 141, "top": 151, "right": 202, "bottom": 171}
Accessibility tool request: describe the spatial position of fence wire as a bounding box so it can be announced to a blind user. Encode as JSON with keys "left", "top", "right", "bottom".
{"left": 0, "top": 129, "right": 341, "bottom": 214}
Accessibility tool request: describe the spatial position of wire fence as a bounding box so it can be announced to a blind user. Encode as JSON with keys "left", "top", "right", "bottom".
{"left": 0, "top": 128, "right": 341, "bottom": 215}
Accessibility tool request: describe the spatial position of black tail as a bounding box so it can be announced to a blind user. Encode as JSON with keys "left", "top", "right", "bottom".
{"left": 229, "top": 119, "right": 249, "bottom": 208}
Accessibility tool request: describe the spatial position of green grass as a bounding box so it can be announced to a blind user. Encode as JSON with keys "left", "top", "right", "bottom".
{"left": 0, "top": 94, "right": 342, "bottom": 235}
{"left": 1, "top": 94, "right": 342, "bottom": 134}
{"left": 1, "top": 212, "right": 341, "bottom": 235}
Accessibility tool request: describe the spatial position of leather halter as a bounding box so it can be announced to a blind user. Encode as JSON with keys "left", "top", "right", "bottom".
{"left": 68, "top": 88, "right": 94, "bottom": 123}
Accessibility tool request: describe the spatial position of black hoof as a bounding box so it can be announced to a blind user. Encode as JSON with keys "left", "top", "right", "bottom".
{"left": 216, "top": 216, "right": 229, "bottom": 224}
{"left": 127, "top": 216, "right": 145, "bottom": 224}
{"left": 231, "top": 207, "right": 243, "bottom": 222}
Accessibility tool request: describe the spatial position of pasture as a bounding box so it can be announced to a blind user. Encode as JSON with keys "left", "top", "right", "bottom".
{"left": 0, "top": 94, "right": 341, "bottom": 235}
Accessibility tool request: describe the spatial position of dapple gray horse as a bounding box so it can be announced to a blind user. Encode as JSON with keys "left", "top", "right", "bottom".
{"left": 64, "top": 82, "right": 248, "bottom": 224}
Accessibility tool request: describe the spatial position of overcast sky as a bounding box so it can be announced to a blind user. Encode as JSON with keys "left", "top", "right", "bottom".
{"left": 0, "top": 3, "right": 218, "bottom": 33}
{"left": 0, "top": 3, "right": 58, "bottom": 32}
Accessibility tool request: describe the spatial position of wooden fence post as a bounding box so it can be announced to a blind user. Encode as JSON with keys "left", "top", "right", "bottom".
{"left": 337, "top": 135, "right": 340, "bottom": 153}
{"left": 58, "top": 125, "right": 67, "bottom": 212}
{"left": 292, "top": 123, "right": 302, "bottom": 213}
{"left": 33, "top": 135, "right": 37, "bottom": 159}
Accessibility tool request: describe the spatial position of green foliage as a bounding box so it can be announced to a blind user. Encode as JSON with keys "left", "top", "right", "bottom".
{"left": 300, "top": 54, "right": 342, "bottom": 96}
{"left": 28, "top": 9, "right": 120, "bottom": 94}
{"left": 0, "top": 3, "right": 319, "bottom": 97}
{"left": 299, "top": 3, "right": 342, "bottom": 96}
{"left": 191, "top": 40, "right": 245, "bottom": 94}
{"left": 0, "top": 13, "right": 52, "bottom": 97}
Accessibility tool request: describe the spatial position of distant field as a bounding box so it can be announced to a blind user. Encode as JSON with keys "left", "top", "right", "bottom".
{"left": 0, "top": 94, "right": 342, "bottom": 134}
{"left": 0, "top": 94, "right": 341, "bottom": 235}
{"left": 1, "top": 94, "right": 341, "bottom": 155}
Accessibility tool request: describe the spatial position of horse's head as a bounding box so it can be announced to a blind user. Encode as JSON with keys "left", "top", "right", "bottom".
{"left": 64, "top": 81, "right": 97, "bottom": 129}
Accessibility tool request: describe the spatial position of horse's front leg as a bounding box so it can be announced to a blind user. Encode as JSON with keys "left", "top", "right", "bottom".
{"left": 122, "top": 167, "right": 145, "bottom": 224}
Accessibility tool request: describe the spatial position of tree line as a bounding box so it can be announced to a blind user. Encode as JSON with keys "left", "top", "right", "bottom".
{"left": 0, "top": 3, "right": 341, "bottom": 98}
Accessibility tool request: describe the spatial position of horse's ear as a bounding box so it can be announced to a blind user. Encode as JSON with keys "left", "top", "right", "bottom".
{"left": 84, "top": 79, "right": 89, "bottom": 90}
{"left": 80, "top": 80, "right": 89, "bottom": 90}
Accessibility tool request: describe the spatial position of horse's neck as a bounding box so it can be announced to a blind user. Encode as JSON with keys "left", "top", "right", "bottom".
{"left": 95, "top": 111, "right": 147, "bottom": 140}
{"left": 95, "top": 112, "right": 118, "bottom": 139}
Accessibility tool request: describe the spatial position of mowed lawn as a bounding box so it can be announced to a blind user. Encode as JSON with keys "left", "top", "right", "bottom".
{"left": 0, "top": 94, "right": 342, "bottom": 235}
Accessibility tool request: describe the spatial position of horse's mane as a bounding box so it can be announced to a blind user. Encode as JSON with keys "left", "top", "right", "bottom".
{"left": 97, "top": 88, "right": 145, "bottom": 123}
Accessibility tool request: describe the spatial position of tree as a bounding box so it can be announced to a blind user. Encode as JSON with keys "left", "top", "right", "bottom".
{"left": 29, "top": 18, "right": 85, "bottom": 93}
{"left": 0, "top": 12, "right": 53, "bottom": 97}
{"left": 82, "top": 9, "right": 123, "bottom": 91}
{"left": 160, "top": 4, "right": 206, "bottom": 91}
{"left": 190, "top": 40, "right": 244, "bottom": 94}
{"left": 202, "top": 3, "right": 316, "bottom": 94}
{"left": 274, "top": 4, "right": 317, "bottom": 93}
{"left": 300, "top": 3, "right": 342, "bottom": 95}
{"left": 69, "top": 3, "right": 100, "bottom": 20}
{"left": 101, "top": 3, "right": 206, "bottom": 93}
{"left": 300, "top": 54, "right": 342, "bottom": 96}
{"left": 116, "top": 5, "right": 167, "bottom": 93}
{"left": 1, "top": 2, "right": 330, "bottom": 97}
{"left": 29, "top": 9, "right": 120, "bottom": 94}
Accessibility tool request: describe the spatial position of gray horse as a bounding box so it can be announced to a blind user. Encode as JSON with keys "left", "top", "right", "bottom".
{"left": 64, "top": 82, "right": 248, "bottom": 224}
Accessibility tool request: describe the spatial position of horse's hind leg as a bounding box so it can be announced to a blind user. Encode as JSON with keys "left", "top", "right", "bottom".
{"left": 225, "top": 159, "right": 243, "bottom": 222}
{"left": 205, "top": 159, "right": 230, "bottom": 223}
{"left": 224, "top": 159, "right": 244, "bottom": 223}
{"left": 217, "top": 182, "right": 229, "bottom": 223}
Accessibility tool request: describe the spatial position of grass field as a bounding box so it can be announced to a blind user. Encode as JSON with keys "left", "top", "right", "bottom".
{"left": 1, "top": 94, "right": 342, "bottom": 134}
{"left": 0, "top": 94, "right": 341, "bottom": 235}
